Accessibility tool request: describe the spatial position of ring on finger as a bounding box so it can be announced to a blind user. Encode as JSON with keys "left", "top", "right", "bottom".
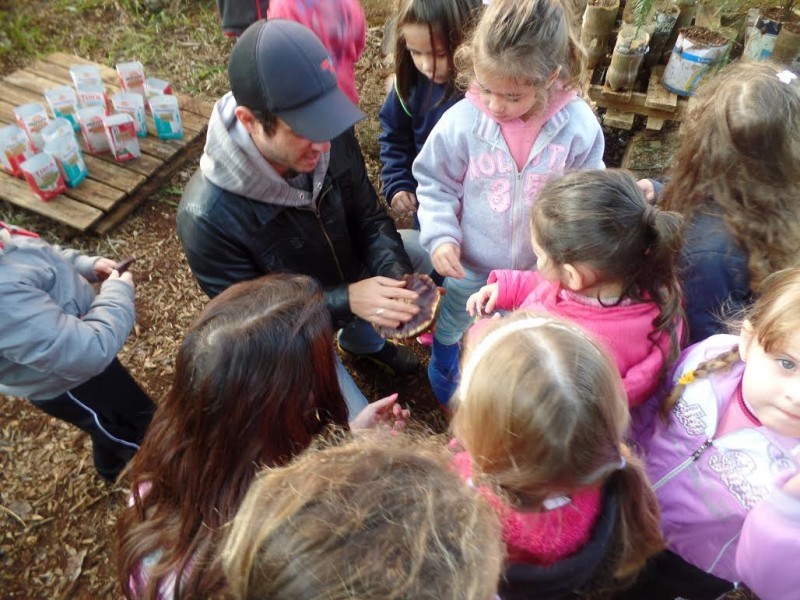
{"left": 375, "top": 308, "right": 385, "bottom": 316}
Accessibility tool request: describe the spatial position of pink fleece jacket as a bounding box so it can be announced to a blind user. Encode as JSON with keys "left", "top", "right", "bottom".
{"left": 453, "top": 451, "right": 601, "bottom": 565}
{"left": 267, "top": 0, "right": 366, "bottom": 104}
{"left": 488, "top": 270, "right": 679, "bottom": 407}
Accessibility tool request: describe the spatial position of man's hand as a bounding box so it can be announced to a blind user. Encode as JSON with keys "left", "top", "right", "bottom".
{"left": 349, "top": 276, "right": 420, "bottom": 328}
{"left": 390, "top": 191, "right": 417, "bottom": 216}
{"left": 432, "top": 243, "right": 465, "bottom": 279}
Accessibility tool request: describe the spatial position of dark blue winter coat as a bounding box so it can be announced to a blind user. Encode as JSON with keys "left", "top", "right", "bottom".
{"left": 378, "top": 77, "right": 461, "bottom": 205}
{"left": 680, "top": 208, "right": 751, "bottom": 344}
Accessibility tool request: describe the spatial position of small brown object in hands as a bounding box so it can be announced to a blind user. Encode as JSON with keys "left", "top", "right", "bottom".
{"left": 375, "top": 273, "right": 443, "bottom": 340}
{"left": 113, "top": 256, "right": 136, "bottom": 275}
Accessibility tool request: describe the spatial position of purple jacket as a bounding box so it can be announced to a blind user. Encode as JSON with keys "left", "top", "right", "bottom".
{"left": 633, "top": 335, "right": 800, "bottom": 600}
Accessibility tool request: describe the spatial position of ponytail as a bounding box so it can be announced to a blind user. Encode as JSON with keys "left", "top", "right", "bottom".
{"left": 607, "top": 444, "right": 663, "bottom": 584}
{"left": 636, "top": 204, "right": 685, "bottom": 380}
{"left": 660, "top": 348, "right": 741, "bottom": 421}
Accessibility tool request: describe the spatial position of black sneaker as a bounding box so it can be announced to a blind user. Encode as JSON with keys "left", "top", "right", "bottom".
{"left": 340, "top": 341, "right": 419, "bottom": 376}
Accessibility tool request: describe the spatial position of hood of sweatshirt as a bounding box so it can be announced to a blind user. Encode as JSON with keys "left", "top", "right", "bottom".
{"left": 199, "top": 92, "right": 329, "bottom": 208}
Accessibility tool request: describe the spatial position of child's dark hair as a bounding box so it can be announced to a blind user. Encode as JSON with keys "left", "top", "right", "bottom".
{"left": 531, "top": 169, "right": 685, "bottom": 378}
{"left": 393, "top": 0, "right": 482, "bottom": 105}
{"left": 662, "top": 266, "right": 800, "bottom": 419}
{"left": 661, "top": 60, "right": 800, "bottom": 291}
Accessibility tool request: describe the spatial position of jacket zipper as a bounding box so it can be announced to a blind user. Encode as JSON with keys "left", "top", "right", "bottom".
{"left": 309, "top": 185, "right": 345, "bottom": 282}
{"left": 511, "top": 171, "right": 522, "bottom": 270}
{"left": 653, "top": 438, "right": 714, "bottom": 491}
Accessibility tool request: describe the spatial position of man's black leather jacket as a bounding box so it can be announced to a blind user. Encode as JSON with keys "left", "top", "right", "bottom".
{"left": 177, "top": 130, "right": 412, "bottom": 327}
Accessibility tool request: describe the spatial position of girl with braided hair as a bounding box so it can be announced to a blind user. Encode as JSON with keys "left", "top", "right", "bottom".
{"left": 629, "top": 267, "right": 800, "bottom": 600}
{"left": 467, "top": 169, "right": 685, "bottom": 407}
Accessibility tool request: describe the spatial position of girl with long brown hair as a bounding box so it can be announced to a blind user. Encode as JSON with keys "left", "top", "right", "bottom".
{"left": 660, "top": 60, "right": 800, "bottom": 343}
{"left": 116, "top": 274, "right": 407, "bottom": 599}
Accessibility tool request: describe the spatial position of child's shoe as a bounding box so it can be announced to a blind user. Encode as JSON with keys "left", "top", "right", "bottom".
{"left": 416, "top": 331, "right": 434, "bottom": 346}
{"left": 428, "top": 338, "right": 460, "bottom": 405}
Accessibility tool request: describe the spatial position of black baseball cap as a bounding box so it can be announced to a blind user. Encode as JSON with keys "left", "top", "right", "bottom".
{"left": 228, "top": 19, "right": 365, "bottom": 142}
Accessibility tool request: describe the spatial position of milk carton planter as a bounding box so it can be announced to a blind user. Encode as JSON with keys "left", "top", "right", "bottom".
{"left": 117, "top": 61, "right": 147, "bottom": 102}
{"left": 744, "top": 9, "right": 783, "bottom": 60}
{"left": 69, "top": 64, "right": 103, "bottom": 88}
{"left": 43, "top": 86, "right": 80, "bottom": 131}
{"left": 76, "top": 82, "right": 110, "bottom": 115}
{"left": 144, "top": 77, "right": 172, "bottom": 112}
{"left": 662, "top": 27, "right": 731, "bottom": 96}
{"left": 150, "top": 95, "right": 184, "bottom": 140}
{"left": 103, "top": 113, "right": 141, "bottom": 162}
{"left": 581, "top": 0, "right": 620, "bottom": 68}
{"left": 111, "top": 92, "right": 147, "bottom": 138}
{"left": 77, "top": 105, "right": 111, "bottom": 155}
{"left": 44, "top": 132, "right": 88, "bottom": 188}
{"left": 20, "top": 153, "right": 66, "bottom": 201}
{"left": 14, "top": 103, "right": 50, "bottom": 152}
{"left": 41, "top": 118, "right": 76, "bottom": 146}
{"left": 0, "top": 124, "right": 36, "bottom": 177}
{"left": 607, "top": 23, "right": 651, "bottom": 91}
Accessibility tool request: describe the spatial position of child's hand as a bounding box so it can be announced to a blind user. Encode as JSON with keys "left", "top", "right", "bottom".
{"left": 466, "top": 284, "right": 499, "bottom": 317}
{"left": 782, "top": 472, "right": 800, "bottom": 499}
{"left": 349, "top": 393, "right": 411, "bottom": 431}
{"left": 432, "top": 243, "right": 465, "bottom": 279}
{"left": 107, "top": 269, "right": 134, "bottom": 288}
{"left": 390, "top": 191, "right": 417, "bottom": 216}
{"left": 93, "top": 257, "right": 118, "bottom": 280}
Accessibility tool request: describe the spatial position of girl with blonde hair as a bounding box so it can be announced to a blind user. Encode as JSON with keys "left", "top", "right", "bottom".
{"left": 661, "top": 60, "right": 800, "bottom": 343}
{"left": 451, "top": 314, "right": 663, "bottom": 599}
{"left": 221, "top": 433, "right": 504, "bottom": 600}
{"left": 414, "top": 0, "right": 604, "bottom": 404}
{"left": 627, "top": 267, "right": 800, "bottom": 600}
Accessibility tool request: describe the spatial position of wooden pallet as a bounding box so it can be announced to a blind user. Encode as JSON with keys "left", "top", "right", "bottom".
{"left": 0, "top": 52, "right": 213, "bottom": 233}
{"left": 586, "top": 65, "right": 688, "bottom": 131}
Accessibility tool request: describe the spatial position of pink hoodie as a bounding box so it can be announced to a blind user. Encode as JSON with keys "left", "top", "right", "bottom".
{"left": 267, "top": 0, "right": 366, "bottom": 105}
{"left": 486, "top": 269, "right": 679, "bottom": 407}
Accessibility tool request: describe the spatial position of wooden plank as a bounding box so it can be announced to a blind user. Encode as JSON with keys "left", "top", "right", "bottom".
{"left": 646, "top": 116, "right": 665, "bottom": 130}
{"left": 587, "top": 85, "right": 688, "bottom": 121}
{"left": 92, "top": 131, "right": 204, "bottom": 234}
{"left": 644, "top": 65, "right": 678, "bottom": 111}
{"left": 599, "top": 82, "right": 634, "bottom": 102}
{"left": 0, "top": 171, "right": 102, "bottom": 230}
{"left": 604, "top": 109, "right": 635, "bottom": 129}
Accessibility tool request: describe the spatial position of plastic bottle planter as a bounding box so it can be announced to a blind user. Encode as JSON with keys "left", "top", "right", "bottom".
{"left": 662, "top": 27, "right": 731, "bottom": 96}
{"left": 772, "top": 21, "right": 800, "bottom": 66}
{"left": 606, "top": 24, "right": 651, "bottom": 91}
{"left": 646, "top": 4, "right": 681, "bottom": 66}
{"left": 581, "top": 0, "right": 620, "bottom": 68}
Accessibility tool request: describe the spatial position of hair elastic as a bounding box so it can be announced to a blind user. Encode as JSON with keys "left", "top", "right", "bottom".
{"left": 617, "top": 456, "right": 626, "bottom": 470}
{"left": 677, "top": 370, "right": 696, "bottom": 386}
{"left": 777, "top": 70, "right": 798, "bottom": 84}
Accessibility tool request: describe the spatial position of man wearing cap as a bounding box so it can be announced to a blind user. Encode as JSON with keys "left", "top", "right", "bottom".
{"left": 177, "top": 19, "right": 430, "bottom": 412}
